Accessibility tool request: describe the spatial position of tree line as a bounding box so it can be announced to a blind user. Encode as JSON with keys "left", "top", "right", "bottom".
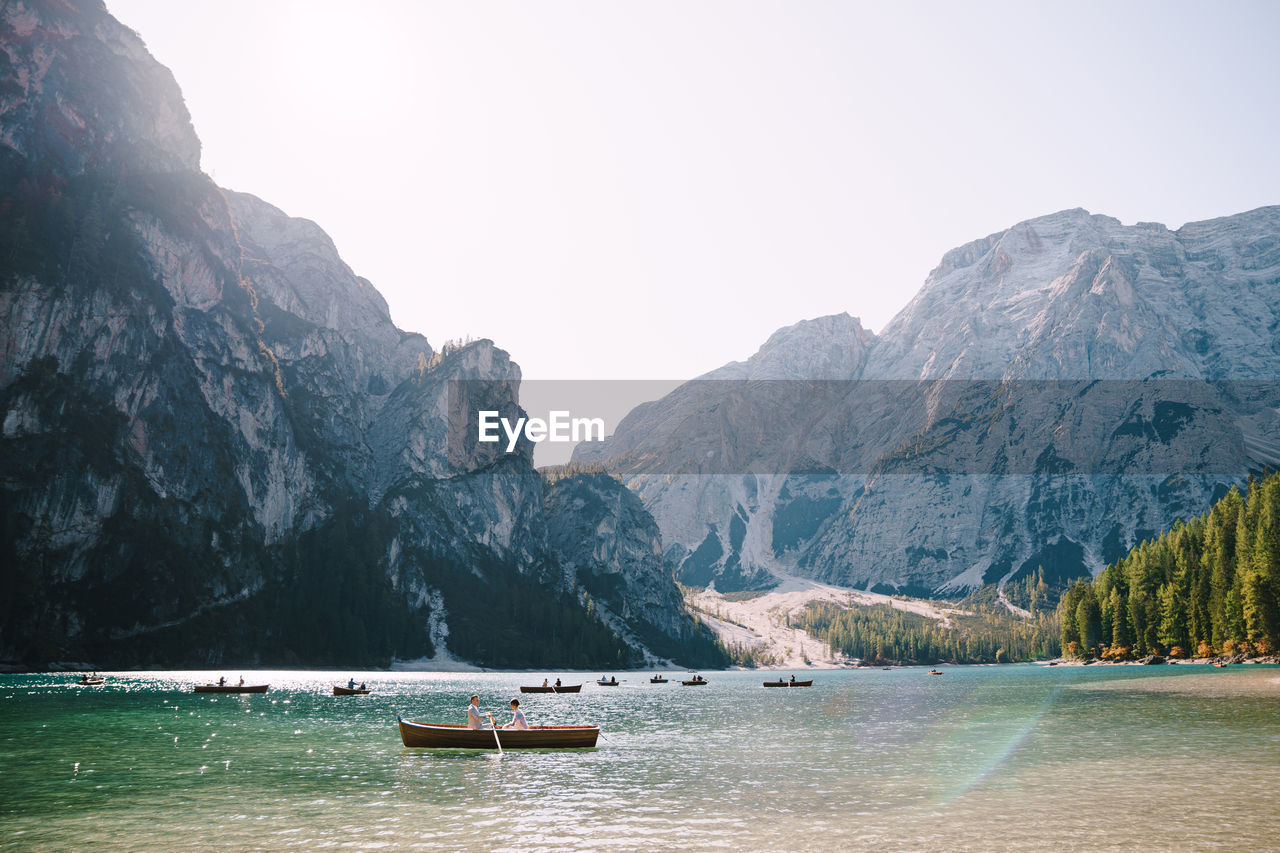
{"left": 1060, "top": 471, "right": 1280, "bottom": 659}
{"left": 799, "top": 593, "right": 1059, "bottom": 665}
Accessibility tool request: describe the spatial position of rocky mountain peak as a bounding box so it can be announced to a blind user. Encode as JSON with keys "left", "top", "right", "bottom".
{"left": 582, "top": 204, "right": 1280, "bottom": 595}
{"left": 226, "top": 191, "right": 395, "bottom": 335}
{"left": 705, "top": 312, "right": 875, "bottom": 380}
{"left": 1, "top": 0, "right": 200, "bottom": 176}
{"left": 868, "top": 206, "right": 1280, "bottom": 380}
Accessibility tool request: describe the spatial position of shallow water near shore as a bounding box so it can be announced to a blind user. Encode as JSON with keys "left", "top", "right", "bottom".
{"left": 3, "top": 665, "right": 1279, "bottom": 851}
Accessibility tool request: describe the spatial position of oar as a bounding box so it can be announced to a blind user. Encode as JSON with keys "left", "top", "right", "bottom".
{"left": 488, "top": 713, "right": 503, "bottom": 754}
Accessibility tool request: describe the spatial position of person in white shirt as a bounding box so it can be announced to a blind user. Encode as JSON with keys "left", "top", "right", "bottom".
{"left": 503, "top": 698, "right": 529, "bottom": 730}
{"left": 465, "top": 695, "right": 492, "bottom": 730}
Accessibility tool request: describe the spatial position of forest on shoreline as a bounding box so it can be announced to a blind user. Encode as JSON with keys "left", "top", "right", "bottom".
{"left": 1060, "top": 472, "right": 1280, "bottom": 660}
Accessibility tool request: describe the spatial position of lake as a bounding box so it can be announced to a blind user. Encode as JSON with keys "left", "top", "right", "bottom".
{"left": 3, "top": 665, "right": 1279, "bottom": 851}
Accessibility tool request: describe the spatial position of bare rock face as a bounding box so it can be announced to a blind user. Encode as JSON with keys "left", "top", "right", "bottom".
{"left": 579, "top": 208, "right": 1280, "bottom": 594}
{"left": 544, "top": 472, "right": 708, "bottom": 657}
{"left": 1, "top": 0, "right": 200, "bottom": 176}
{"left": 0, "top": 0, "right": 713, "bottom": 668}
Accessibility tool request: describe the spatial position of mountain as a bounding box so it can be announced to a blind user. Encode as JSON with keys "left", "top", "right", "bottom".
{"left": 0, "top": 0, "right": 721, "bottom": 669}
{"left": 575, "top": 208, "right": 1280, "bottom": 595}
{"left": 543, "top": 471, "right": 724, "bottom": 663}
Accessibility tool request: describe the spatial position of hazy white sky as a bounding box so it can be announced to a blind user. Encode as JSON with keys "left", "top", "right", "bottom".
{"left": 107, "top": 0, "right": 1280, "bottom": 381}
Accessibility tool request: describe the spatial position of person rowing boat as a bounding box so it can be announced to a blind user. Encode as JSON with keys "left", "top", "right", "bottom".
{"left": 466, "top": 694, "right": 493, "bottom": 729}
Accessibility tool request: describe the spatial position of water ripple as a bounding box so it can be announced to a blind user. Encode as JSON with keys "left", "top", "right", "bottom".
{"left": 1, "top": 666, "right": 1278, "bottom": 850}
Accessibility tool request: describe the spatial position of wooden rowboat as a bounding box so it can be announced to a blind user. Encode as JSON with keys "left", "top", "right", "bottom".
{"left": 928, "top": 670, "right": 943, "bottom": 676}
{"left": 397, "top": 719, "right": 599, "bottom": 750}
{"left": 334, "top": 685, "right": 371, "bottom": 695}
{"left": 762, "top": 680, "right": 813, "bottom": 687}
{"left": 76, "top": 677, "right": 105, "bottom": 686}
{"left": 649, "top": 677, "right": 668, "bottom": 683}
{"left": 193, "top": 684, "right": 269, "bottom": 694}
{"left": 520, "top": 684, "right": 583, "bottom": 693}
{"left": 681, "top": 679, "right": 708, "bottom": 686}
{"left": 595, "top": 680, "right": 620, "bottom": 686}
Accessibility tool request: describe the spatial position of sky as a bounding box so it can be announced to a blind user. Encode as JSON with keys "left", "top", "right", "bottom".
{"left": 106, "top": 0, "right": 1280, "bottom": 384}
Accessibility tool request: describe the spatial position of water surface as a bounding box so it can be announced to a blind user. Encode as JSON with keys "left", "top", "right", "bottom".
{"left": 3, "top": 665, "right": 1278, "bottom": 851}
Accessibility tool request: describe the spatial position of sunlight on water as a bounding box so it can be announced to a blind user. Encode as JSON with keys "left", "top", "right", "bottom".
{"left": 2, "top": 666, "right": 1279, "bottom": 850}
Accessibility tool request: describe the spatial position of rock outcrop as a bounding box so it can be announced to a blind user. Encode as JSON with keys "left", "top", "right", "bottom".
{"left": 544, "top": 472, "right": 716, "bottom": 661}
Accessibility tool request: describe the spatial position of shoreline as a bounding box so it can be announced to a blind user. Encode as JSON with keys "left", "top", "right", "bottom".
{"left": 1045, "top": 654, "right": 1280, "bottom": 667}
{"left": 7, "top": 658, "right": 1280, "bottom": 677}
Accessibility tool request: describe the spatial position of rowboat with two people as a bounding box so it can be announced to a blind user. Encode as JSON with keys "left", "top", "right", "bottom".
{"left": 397, "top": 693, "right": 599, "bottom": 749}
{"left": 397, "top": 718, "right": 600, "bottom": 749}
{"left": 520, "top": 679, "right": 582, "bottom": 693}
{"left": 194, "top": 677, "right": 268, "bottom": 694}
{"left": 76, "top": 674, "right": 104, "bottom": 686}
{"left": 650, "top": 674, "right": 668, "bottom": 683}
{"left": 681, "top": 675, "right": 708, "bottom": 685}
{"left": 595, "top": 676, "right": 620, "bottom": 686}
{"left": 763, "top": 675, "right": 812, "bottom": 687}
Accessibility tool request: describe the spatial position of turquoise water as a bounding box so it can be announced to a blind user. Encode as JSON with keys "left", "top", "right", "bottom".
{"left": 3, "top": 666, "right": 1279, "bottom": 851}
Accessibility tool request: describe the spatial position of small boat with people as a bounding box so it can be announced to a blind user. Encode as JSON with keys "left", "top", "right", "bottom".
{"left": 520, "top": 683, "right": 582, "bottom": 693}
{"left": 762, "top": 677, "right": 812, "bottom": 687}
{"left": 194, "top": 679, "right": 269, "bottom": 694}
{"left": 334, "top": 678, "right": 369, "bottom": 695}
{"left": 681, "top": 675, "right": 708, "bottom": 685}
{"left": 650, "top": 675, "right": 668, "bottom": 683}
{"left": 76, "top": 676, "right": 105, "bottom": 686}
{"left": 928, "top": 669, "right": 943, "bottom": 676}
{"left": 397, "top": 718, "right": 600, "bottom": 749}
{"left": 595, "top": 676, "right": 620, "bottom": 686}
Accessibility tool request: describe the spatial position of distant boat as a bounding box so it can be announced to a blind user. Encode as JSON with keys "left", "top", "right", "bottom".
{"left": 193, "top": 684, "right": 269, "bottom": 694}
{"left": 681, "top": 677, "right": 708, "bottom": 685}
{"left": 595, "top": 679, "right": 620, "bottom": 686}
{"left": 762, "top": 679, "right": 813, "bottom": 687}
{"left": 76, "top": 677, "right": 104, "bottom": 686}
{"left": 881, "top": 667, "right": 892, "bottom": 670}
{"left": 397, "top": 719, "right": 599, "bottom": 749}
{"left": 333, "top": 685, "right": 371, "bottom": 695}
{"left": 520, "top": 684, "right": 582, "bottom": 693}
{"left": 649, "top": 676, "right": 668, "bottom": 683}
{"left": 928, "top": 670, "right": 943, "bottom": 676}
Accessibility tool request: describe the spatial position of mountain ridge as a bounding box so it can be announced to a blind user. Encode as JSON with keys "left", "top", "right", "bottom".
{"left": 576, "top": 204, "right": 1280, "bottom": 595}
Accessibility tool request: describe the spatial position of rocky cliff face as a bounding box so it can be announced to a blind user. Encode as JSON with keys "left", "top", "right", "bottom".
{"left": 544, "top": 472, "right": 718, "bottom": 661}
{"left": 0, "top": 0, "right": 717, "bottom": 668}
{"left": 577, "top": 208, "right": 1280, "bottom": 594}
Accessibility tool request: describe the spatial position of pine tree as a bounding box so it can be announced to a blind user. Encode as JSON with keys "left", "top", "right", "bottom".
{"left": 1076, "top": 590, "right": 1103, "bottom": 656}
{"left": 1061, "top": 581, "right": 1085, "bottom": 652}
{"left": 1110, "top": 585, "right": 1130, "bottom": 652}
